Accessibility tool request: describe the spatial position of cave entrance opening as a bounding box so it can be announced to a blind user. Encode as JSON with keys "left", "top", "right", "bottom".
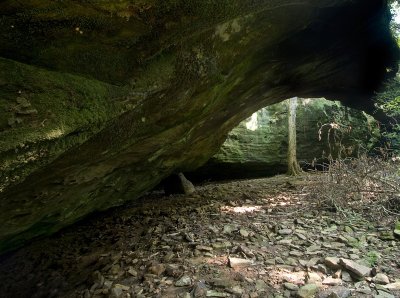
{"left": 187, "top": 97, "right": 380, "bottom": 183}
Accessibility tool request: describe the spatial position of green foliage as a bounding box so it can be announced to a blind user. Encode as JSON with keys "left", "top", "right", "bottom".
{"left": 375, "top": 76, "right": 400, "bottom": 153}
{"left": 364, "top": 251, "right": 380, "bottom": 267}
{"left": 377, "top": 76, "right": 400, "bottom": 116}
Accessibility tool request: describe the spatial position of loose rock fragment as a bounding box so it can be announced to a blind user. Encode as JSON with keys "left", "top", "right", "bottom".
{"left": 322, "top": 277, "right": 342, "bottom": 286}
{"left": 373, "top": 273, "right": 390, "bottom": 285}
{"left": 339, "top": 259, "right": 371, "bottom": 278}
{"left": 297, "top": 284, "right": 318, "bottom": 298}
{"left": 317, "top": 286, "right": 351, "bottom": 298}
{"left": 284, "top": 282, "right": 299, "bottom": 291}
{"left": 149, "top": 263, "right": 166, "bottom": 276}
{"left": 206, "top": 290, "right": 229, "bottom": 297}
{"left": 384, "top": 281, "right": 400, "bottom": 290}
{"left": 228, "top": 257, "right": 253, "bottom": 269}
{"left": 240, "top": 229, "right": 250, "bottom": 237}
{"left": 175, "top": 275, "right": 192, "bottom": 287}
{"left": 325, "top": 257, "right": 341, "bottom": 270}
{"left": 278, "top": 229, "right": 292, "bottom": 235}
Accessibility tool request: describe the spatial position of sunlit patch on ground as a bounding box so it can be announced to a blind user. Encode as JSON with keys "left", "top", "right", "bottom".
{"left": 267, "top": 267, "right": 306, "bottom": 288}
{"left": 221, "top": 205, "right": 263, "bottom": 214}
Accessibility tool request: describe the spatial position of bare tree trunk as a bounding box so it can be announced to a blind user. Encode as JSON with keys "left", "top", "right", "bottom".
{"left": 287, "top": 97, "right": 302, "bottom": 176}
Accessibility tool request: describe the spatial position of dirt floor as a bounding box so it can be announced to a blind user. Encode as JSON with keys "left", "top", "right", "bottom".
{"left": 0, "top": 174, "right": 399, "bottom": 298}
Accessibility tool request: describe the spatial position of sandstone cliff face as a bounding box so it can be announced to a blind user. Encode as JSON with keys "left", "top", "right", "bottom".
{"left": 0, "top": 1, "right": 398, "bottom": 252}
{"left": 191, "top": 99, "right": 380, "bottom": 180}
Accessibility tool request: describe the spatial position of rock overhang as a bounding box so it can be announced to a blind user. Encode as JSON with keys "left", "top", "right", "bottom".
{"left": 0, "top": 0, "right": 398, "bottom": 253}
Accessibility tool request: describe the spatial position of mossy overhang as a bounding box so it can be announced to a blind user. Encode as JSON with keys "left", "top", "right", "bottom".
{"left": 0, "top": 0, "right": 398, "bottom": 253}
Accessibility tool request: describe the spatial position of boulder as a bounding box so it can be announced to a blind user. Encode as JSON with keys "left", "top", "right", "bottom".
{"left": 163, "top": 173, "right": 196, "bottom": 195}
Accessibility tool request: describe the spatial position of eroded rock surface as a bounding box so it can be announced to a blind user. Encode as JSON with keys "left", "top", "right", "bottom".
{"left": 0, "top": 1, "right": 398, "bottom": 251}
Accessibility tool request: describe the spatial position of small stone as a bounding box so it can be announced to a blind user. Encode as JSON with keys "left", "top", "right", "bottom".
{"left": 255, "top": 279, "right": 267, "bottom": 291}
{"left": 229, "top": 257, "right": 252, "bottom": 268}
{"left": 149, "top": 263, "right": 166, "bottom": 276}
{"left": 296, "top": 233, "right": 307, "bottom": 240}
{"left": 278, "top": 229, "right": 292, "bottom": 235}
{"left": 103, "top": 280, "right": 113, "bottom": 289}
{"left": 317, "top": 264, "right": 328, "bottom": 274}
{"left": 114, "top": 284, "right": 130, "bottom": 291}
{"left": 278, "top": 239, "right": 293, "bottom": 245}
{"left": 379, "top": 231, "right": 395, "bottom": 241}
{"left": 212, "top": 241, "right": 232, "bottom": 249}
{"left": 354, "top": 281, "right": 372, "bottom": 294}
{"left": 333, "top": 269, "right": 341, "bottom": 279}
{"left": 206, "top": 290, "right": 229, "bottom": 297}
{"left": 341, "top": 271, "right": 352, "bottom": 282}
{"left": 290, "top": 250, "right": 304, "bottom": 257}
{"left": 196, "top": 245, "right": 213, "bottom": 252}
{"left": 331, "top": 242, "right": 346, "bottom": 249}
{"left": 212, "top": 278, "right": 233, "bottom": 289}
{"left": 284, "top": 282, "right": 299, "bottom": 291}
{"left": 249, "top": 292, "right": 259, "bottom": 298}
{"left": 240, "top": 229, "right": 250, "bottom": 237}
{"left": 344, "top": 226, "right": 353, "bottom": 233}
{"left": 325, "top": 257, "right": 341, "bottom": 269}
{"left": 297, "top": 284, "right": 318, "bottom": 298}
{"left": 299, "top": 260, "right": 308, "bottom": 267}
{"left": 110, "top": 264, "right": 121, "bottom": 275}
{"left": 306, "top": 272, "right": 322, "bottom": 284}
{"left": 394, "top": 221, "right": 400, "bottom": 238}
{"left": 128, "top": 267, "right": 138, "bottom": 277}
{"left": 166, "top": 264, "right": 182, "bottom": 277}
{"left": 175, "top": 275, "right": 192, "bottom": 287}
{"left": 227, "top": 286, "right": 243, "bottom": 295}
{"left": 286, "top": 257, "right": 298, "bottom": 266}
{"left": 110, "top": 287, "right": 123, "bottom": 298}
{"left": 223, "top": 225, "right": 236, "bottom": 234}
{"left": 265, "top": 258, "right": 276, "bottom": 265}
{"left": 349, "top": 254, "right": 360, "bottom": 260}
{"left": 307, "top": 245, "right": 321, "bottom": 252}
{"left": 373, "top": 273, "right": 390, "bottom": 285}
{"left": 339, "top": 258, "right": 371, "bottom": 278}
{"left": 307, "top": 257, "right": 321, "bottom": 267}
{"left": 322, "top": 277, "right": 342, "bottom": 286}
{"left": 192, "top": 281, "right": 208, "bottom": 297}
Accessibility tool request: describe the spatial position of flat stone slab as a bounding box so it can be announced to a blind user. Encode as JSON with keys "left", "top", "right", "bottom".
{"left": 339, "top": 258, "right": 371, "bottom": 278}
{"left": 322, "top": 277, "right": 343, "bottom": 286}
{"left": 384, "top": 281, "right": 400, "bottom": 290}
{"left": 228, "top": 257, "right": 253, "bottom": 269}
{"left": 325, "top": 257, "right": 341, "bottom": 269}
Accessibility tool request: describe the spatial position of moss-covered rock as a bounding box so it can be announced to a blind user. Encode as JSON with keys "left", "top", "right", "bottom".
{"left": 0, "top": 0, "right": 398, "bottom": 252}
{"left": 191, "top": 99, "right": 380, "bottom": 179}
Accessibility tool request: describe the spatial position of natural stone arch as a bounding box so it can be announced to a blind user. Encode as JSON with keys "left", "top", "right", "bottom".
{"left": 0, "top": 0, "right": 398, "bottom": 252}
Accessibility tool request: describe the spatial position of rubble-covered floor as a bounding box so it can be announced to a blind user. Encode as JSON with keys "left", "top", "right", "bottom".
{"left": 0, "top": 175, "right": 399, "bottom": 298}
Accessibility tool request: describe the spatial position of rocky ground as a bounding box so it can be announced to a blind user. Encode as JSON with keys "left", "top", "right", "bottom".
{"left": 0, "top": 175, "right": 399, "bottom": 298}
